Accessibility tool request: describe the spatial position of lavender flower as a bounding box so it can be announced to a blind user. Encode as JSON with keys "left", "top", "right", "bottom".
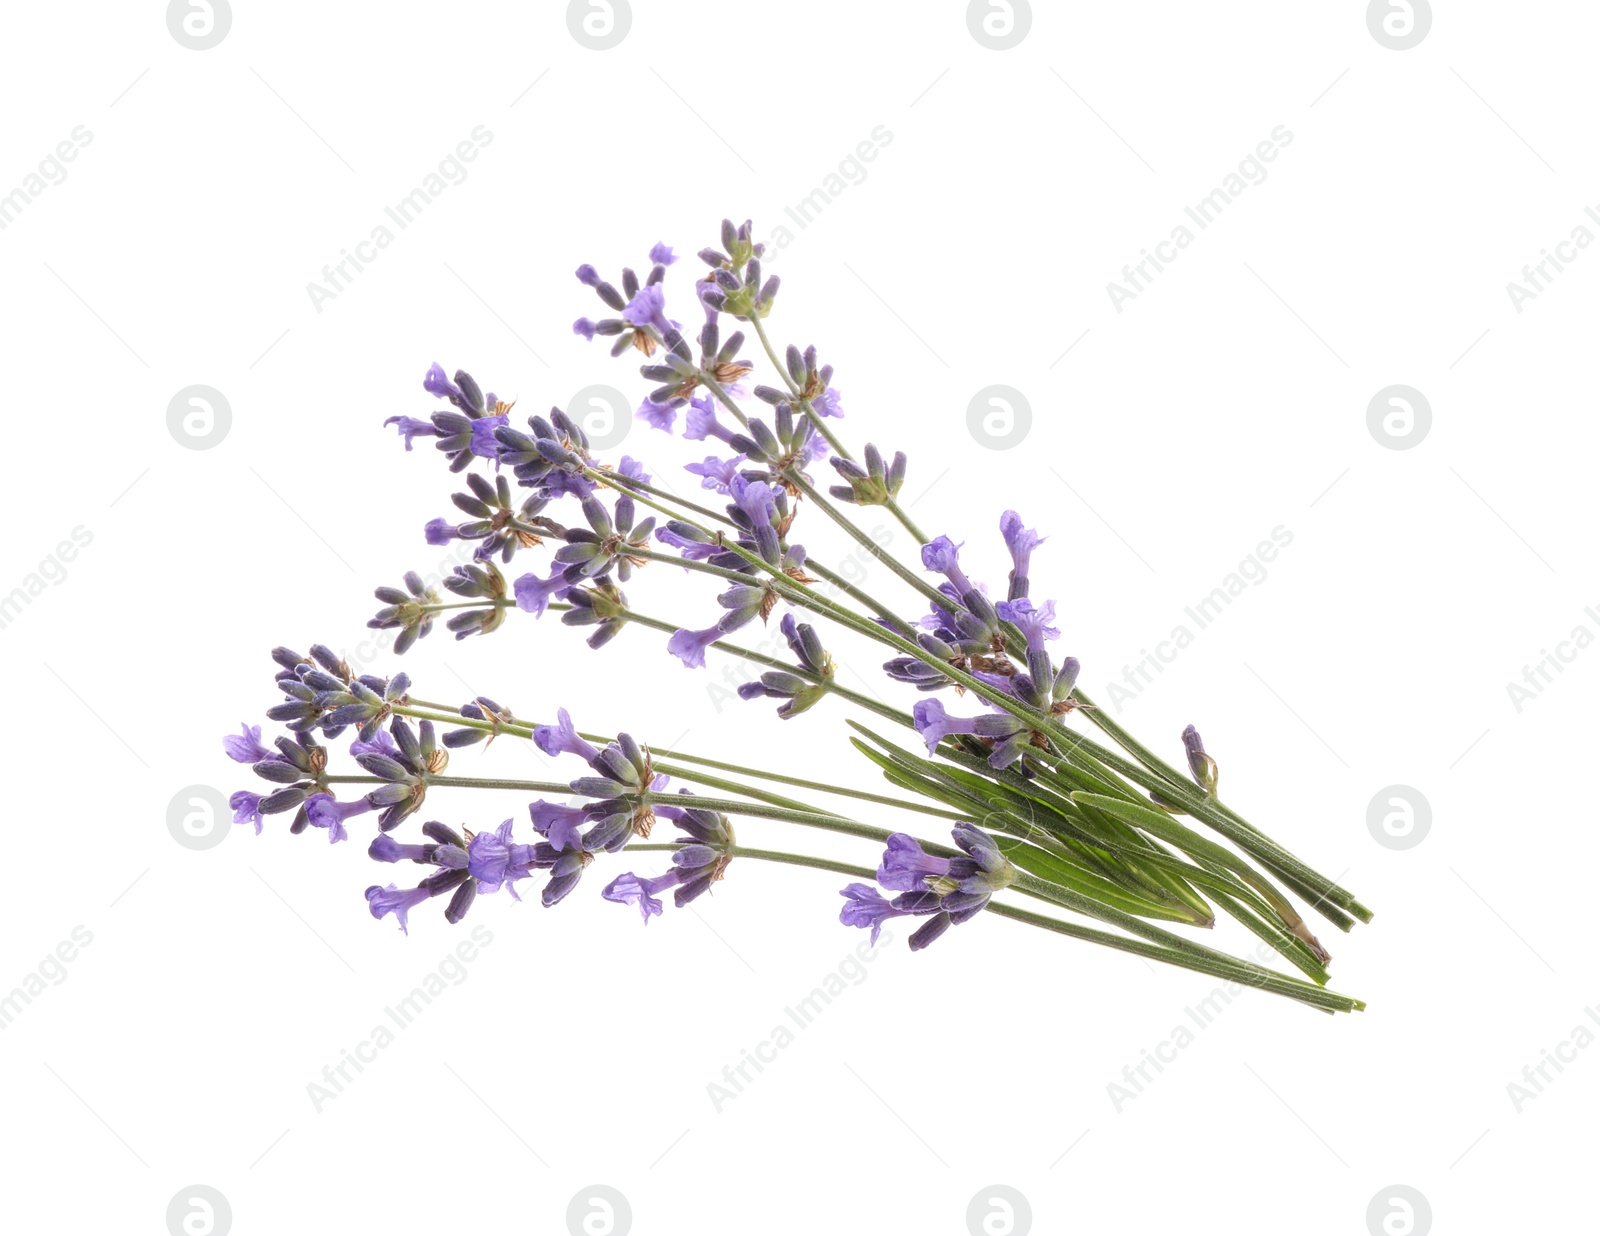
{"left": 368, "top": 570, "right": 441, "bottom": 655}
{"left": 223, "top": 723, "right": 273, "bottom": 765}
{"left": 384, "top": 415, "right": 438, "bottom": 451}
{"left": 601, "top": 871, "right": 676, "bottom": 922}
{"left": 668, "top": 623, "right": 721, "bottom": 669}
{"left": 829, "top": 443, "right": 906, "bottom": 506}
{"left": 602, "top": 800, "right": 734, "bottom": 922}
{"left": 1182, "top": 724, "right": 1218, "bottom": 795}
{"left": 529, "top": 799, "right": 588, "bottom": 851}
{"left": 841, "top": 826, "right": 1015, "bottom": 951}
{"left": 513, "top": 568, "right": 569, "bottom": 618}
{"left": 876, "top": 832, "right": 952, "bottom": 892}
{"left": 837, "top": 884, "right": 928, "bottom": 945}
{"left": 921, "top": 536, "right": 977, "bottom": 600}
{"left": 623, "top": 283, "right": 671, "bottom": 334}
{"left": 553, "top": 494, "right": 655, "bottom": 582}
{"left": 230, "top": 791, "right": 266, "bottom": 835}
{"left": 533, "top": 707, "right": 600, "bottom": 762}
{"left": 684, "top": 453, "right": 746, "bottom": 494}
{"left": 911, "top": 698, "right": 1032, "bottom": 770}
{"left": 684, "top": 394, "right": 735, "bottom": 444}
{"left": 364, "top": 883, "right": 435, "bottom": 934}
{"left": 636, "top": 397, "right": 677, "bottom": 433}
{"left": 737, "top": 615, "right": 834, "bottom": 718}
{"left": 304, "top": 793, "right": 374, "bottom": 844}
{"left": 1000, "top": 511, "right": 1044, "bottom": 601}
{"left": 366, "top": 819, "right": 547, "bottom": 931}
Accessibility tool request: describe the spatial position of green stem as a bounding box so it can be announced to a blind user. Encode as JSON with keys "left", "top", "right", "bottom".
{"left": 622, "top": 841, "right": 1359, "bottom": 1012}
{"left": 744, "top": 313, "right": 856, "bottom": 464}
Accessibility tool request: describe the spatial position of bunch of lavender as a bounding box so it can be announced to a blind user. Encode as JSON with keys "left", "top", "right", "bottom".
{"left": 225, "top": 223, "right": 1371, "bottom": 1015}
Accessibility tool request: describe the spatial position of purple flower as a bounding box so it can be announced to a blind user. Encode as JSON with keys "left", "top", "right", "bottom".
{"left": 912, "top": 699, "right": 1029, "bottom": 769}
{"left": 467, "top": 820, "right": 540, "bottom": 898}
{"left": 684, "top": 394, "right": 734, "bottom": 444}
{"left": 1182, "top": 724, "right": 1218, "bottom": 794}
{"left": 223, "top": 723, "right": 272, "bottom": 765}
{"left": 513, "top": 569, "right": 569, "bottom": 617}
{"left": 667, "top": 624, "right": 721, "bottom": 669}
{"left": 576, "top": 264, "right": 601, "bottom": 287}
{"left": 920, "top": 536, "right": 976, "bottom": 598}
{"left": 911, "top": 698, "right": 984, "bottom": 754}
{"left": 533, "top": 707, "right": 601, "bottom": 762}
{"left": 469, "top": 414, "right": 509, "bottom": 460}
{"left": 365, "top": 883, "right": 433, "bottom": 934}
{"left": 425, "top": 518, "right": 462, "bottom": 546}
{"left": 539, "top": 468, "right": 595, "bottom": 501}
{"left": 369, "top": 834, "right": 435, "bottom": 863}
{"left": 842, "top": 826, "right": 1015, "bottom": 951}
{"left": 623, "top": 284, "right": 670, "bottom": 333}
{"left": 573, "top": 318, "right": 598, "bottom": 341}
{"left": 1000, "top": 511, "right": 1044, "bottom": 601}
{"left": 305, "top": 793, "right": 374, "bottom": 844}
{"left": 649, "top": 242, "right": 677, "bottom": 267}
{"left": 383, "top": 415, "right": 439, "bottom": 451}
{"left": 423, "top": 362, "right": 464, "bottom": 404}
{"left": 876, "top": 833, "right": 952, "bottom": 892}
{"left": 656, "top": 524, "right": 719, "bottom": 561}
{"left": 812, "top": 387, "right": 843, "bottom": 418}
{"left": 602, "top": 870, "right": 677, "bottom": 923}
{"left": 637, "top": 397, "right": 677, "bottom": 433}
{"left": 230, "top": 790, "right": 265, "bottom": 835}
{"left": 838, "top": 884, "right": 921, "bottom": 945}
{"left": 730, "top": 474, "right": 782, "bottom": 564}
{"left": 995, "top": 598, "right": 1058, "bottom": 650}
{"left": 730, "top": 475, "right": 778, "bottom": 527}
{"left": 350, "top": 729, "right": 402, "bottom": 761}
{"left": 616, "top": 455, "right": 651, "bottom": 484}
{"left": 684, "top": 453, "right": 745, "bottom": 493}
{"left": 529, "top": 799, "right": 588, "bottom": 851}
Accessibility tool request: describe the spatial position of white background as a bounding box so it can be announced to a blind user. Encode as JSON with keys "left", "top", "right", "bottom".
{"left": 1, "top": 2, "right": 1595, "bottom": 1233}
